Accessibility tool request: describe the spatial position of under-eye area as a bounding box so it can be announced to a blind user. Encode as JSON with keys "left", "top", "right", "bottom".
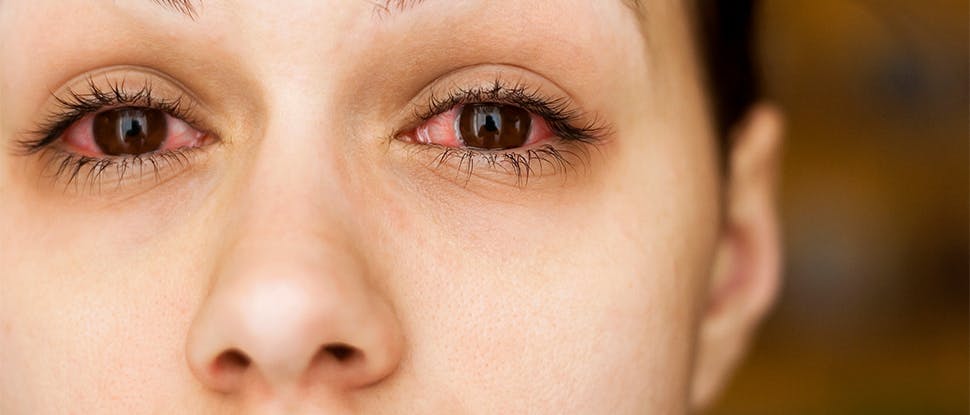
{"left": 395, "top": 141, "right": 595, "bottom": 189}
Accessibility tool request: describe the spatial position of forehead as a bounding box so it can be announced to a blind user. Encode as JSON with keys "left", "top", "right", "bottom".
{"left": 1, "top": 0, "right": 657, "bottom": 77}
{"left": 2, "top": 0, "right": 671, "bottom": 70}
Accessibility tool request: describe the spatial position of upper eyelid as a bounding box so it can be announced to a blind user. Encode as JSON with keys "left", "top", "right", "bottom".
{"left": 393, "top": 65, "right": 587, "bottom": 116}
{"left": 40, "top": 66, "right": 209, "bottom": 119}
{"left": 418, "top": 80, "right": 571, "bottom": 119}
{"left": 52, "top": 76, "right": 198, "bottom": 121}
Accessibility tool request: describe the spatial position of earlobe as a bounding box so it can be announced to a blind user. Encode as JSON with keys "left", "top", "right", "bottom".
{"left": 690, "top": 103, "right": 785, "bottom": 410}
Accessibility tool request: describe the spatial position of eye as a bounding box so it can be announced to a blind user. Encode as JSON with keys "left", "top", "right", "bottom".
{"left": 61, "top": 107, "right": 207, "bottom": 157}
{"left": 406, "top": 103, "right": 554, "bottom": 150}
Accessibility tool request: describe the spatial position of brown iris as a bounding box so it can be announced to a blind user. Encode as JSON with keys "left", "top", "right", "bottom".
{"left": 456, "top": 104, "right": 532, "bottom": 150}
{"left": 92, "top": 108, "right": 167, "bottom": 155}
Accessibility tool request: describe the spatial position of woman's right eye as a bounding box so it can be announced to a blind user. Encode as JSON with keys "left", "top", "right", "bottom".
{"left": 61, "top": 107, "right": 208, "bottom": 157}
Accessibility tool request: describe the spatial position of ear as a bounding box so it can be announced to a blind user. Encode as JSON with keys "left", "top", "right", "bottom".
{"left": 690, "top": 104, "right": 785, "bottom": 410}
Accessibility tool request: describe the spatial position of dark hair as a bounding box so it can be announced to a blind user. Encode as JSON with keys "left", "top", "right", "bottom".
{"left": 694, "top": 0, "right": 761, "bottom": 140}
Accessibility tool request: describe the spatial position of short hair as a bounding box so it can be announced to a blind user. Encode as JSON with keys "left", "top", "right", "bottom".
{"left": 694, "top": 0, "right": 761, "bottom": 141}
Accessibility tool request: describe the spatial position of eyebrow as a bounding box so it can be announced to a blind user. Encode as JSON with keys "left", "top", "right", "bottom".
{"left": 149, "top": 0, "right": 200, "bottom": 19}
{"left": 147, "top": 0, "right": 641, "bottom": 21}
{"left": 373, "top": 0, "right": 642, "bottom": 18}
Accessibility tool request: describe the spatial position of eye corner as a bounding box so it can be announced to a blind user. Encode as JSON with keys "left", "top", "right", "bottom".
{"left": 11, "top": 134, "right": 56, "bottom": 157}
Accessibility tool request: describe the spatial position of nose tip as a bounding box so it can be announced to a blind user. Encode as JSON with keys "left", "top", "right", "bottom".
{"left": 186, "top": 270, "right": 403, "bottom": 395}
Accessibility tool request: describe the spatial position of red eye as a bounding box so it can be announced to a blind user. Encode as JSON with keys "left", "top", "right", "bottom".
{"left": 61, "top": 107, "right": 207, "bottom": 157}
{"left": 403, "top": 103, "right": 555, "bottom": 150}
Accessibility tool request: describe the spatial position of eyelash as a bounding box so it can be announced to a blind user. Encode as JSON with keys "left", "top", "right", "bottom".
{"left": 401, "top": 80, "right": 609, "bottom": 185}
{"left": 18, "top": 77, "right": 607, "bottom": 193}
{"left": 20, "top": 79, "right": 199, "bottom": 154}
{"left": 16, "top": 78, "right": 209, "bottom": 192}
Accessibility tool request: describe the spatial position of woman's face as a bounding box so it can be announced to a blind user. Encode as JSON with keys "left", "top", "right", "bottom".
{"left": 0, "top": 1, "right": 782, "bottom": 413}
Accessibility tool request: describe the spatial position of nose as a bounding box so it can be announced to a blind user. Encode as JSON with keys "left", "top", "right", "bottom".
{"left": 185, "top": 239, "right": 403, "bottom": 395}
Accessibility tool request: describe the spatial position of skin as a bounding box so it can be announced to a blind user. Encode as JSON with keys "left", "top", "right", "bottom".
{"left": 0, "top": 1, "right": 784, "bottom": 414}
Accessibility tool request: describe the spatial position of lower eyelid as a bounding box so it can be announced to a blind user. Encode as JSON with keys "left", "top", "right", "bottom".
{"left": 33, "top": 145, "right": 213, "bottom": 198}
{"left": 395, "top": 141, "right": 593, "bottom": 191}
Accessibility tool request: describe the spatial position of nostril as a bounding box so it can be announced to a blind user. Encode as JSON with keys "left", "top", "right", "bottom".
{"left": 214, "top": 348, "right": 251, "bottom": 373}
{"left": 322, "top": 343, "right": 358, "bottom": 362}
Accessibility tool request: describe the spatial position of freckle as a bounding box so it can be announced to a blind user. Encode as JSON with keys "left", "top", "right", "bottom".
{"left": 2, "top": 321, "right": 11, "bottom": 335}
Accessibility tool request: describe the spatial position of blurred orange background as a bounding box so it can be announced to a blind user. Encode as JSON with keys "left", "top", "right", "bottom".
{"left": 706, "top": 1, "right": 968, "bottom": 414}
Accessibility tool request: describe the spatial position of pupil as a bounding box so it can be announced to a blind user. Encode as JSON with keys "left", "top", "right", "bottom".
{"left": 483, "top": 115, "right": 499, "bottom": 132}
{"left": 123, "top": 118, "right": 144, "bottom": 139}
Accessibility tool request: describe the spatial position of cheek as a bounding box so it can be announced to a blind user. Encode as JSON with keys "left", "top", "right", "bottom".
{"left": 0, "top": 197, "right": 215, "bottom": 412}
{"left": 0, "top": 261, "right": 199, "bottom": 413}
{"left": 367, "top": 155, "right": 713, "bottom": 412}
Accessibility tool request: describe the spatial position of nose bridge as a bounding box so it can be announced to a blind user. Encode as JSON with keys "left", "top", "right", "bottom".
{"left": 234, "top": 80, "right": 352, "bottom": 237}
{"left": 225, "top": 0, "right": 365, "bottom": 234}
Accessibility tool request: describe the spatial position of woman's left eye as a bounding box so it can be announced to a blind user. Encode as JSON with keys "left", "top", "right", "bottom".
{"left": 404, "top": 103, "right": 554, "bottom": 150}
{"left": 61, "top": 107, "right": 207, "bottom": 157}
